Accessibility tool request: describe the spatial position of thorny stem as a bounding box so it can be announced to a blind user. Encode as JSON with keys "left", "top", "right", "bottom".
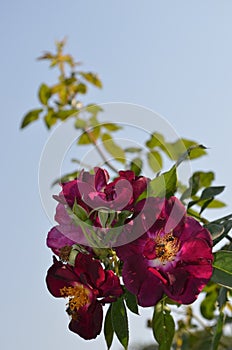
{"left": 84, "top": 127, "right": 119, "bottom": 174}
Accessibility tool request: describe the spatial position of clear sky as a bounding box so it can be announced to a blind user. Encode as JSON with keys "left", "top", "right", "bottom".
{"left": 2, "top": 1, "right": 232, "bottom": 349}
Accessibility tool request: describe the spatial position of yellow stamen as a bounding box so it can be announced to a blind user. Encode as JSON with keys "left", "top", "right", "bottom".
{"left": 155, "top": 232, "right": 180, "bottom": 264}
{"left": 60, "top": 285, "right": 90, "bottom": 312}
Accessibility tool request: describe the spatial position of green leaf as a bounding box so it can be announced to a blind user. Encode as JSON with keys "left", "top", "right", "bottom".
{"left": 20, "top": 108, "right": 43, "bottom": 128}
{"left": 200, "top": 186, "right": 225, "bottom": 200}
{"left": 146, "top": 132, "right": 165, "bottom": 149}
{"left": 213, "top": 220, "right": 232, "bottom": 246}
{"left": 102, "top": 123, "right": 122, "bottom": 131}
{"left": 38, "top": 83, "right": 51, "bottom": 105}
{"left": 73, "top": 201, "right": 88, "bottom": 221}
{"left": 183, "top": 171, "right": 215, "bottom": 198}
{"left": 147, "top": 150, "right": 162, "bottom": 173}
{"left": 152, "top": 302, "right": 175, "bottom": 350}
{"left": 78, "top": 126, "right": 101, "bottom": 144}
{"left": 125, "top": 147, "right": 142, "bottom": 153}
{"left": 111, "top": 298, "right": 129, "bottom": 349}
{"left": 204, "top": 223, "right": 225, "bottom": 241}
{"left": 51, "top": 170, "right": 79, "bottom": 186}
{"left": 55, "top": 109, "right": 77, "bottom": 120}
{"left": 44, "top": 108, "right": 57, "bottom": 129}
{"left": 85, "top": 104, "right": 103, "bottom": 117}
{"left": 80, "top": 72, "right": 103, "bottom": 88}
{"left": 206, "top": 199, "right": 226, "bottom": 209}
{"left": 149, "top": 165, "right": 177, "bottom": 198}
{"left": 211, "top": 250, "right": 232, "bottom": 289}
{"left": 124, "top": 289, "right": 139, "bottom": 315}
{"left": 75, "top": 118, "right": 87, "bottom": 129}
{"left": 98, "top": 209, "right": 115, "bottom": 228}
{"left": 102, "top": 133, "right": 126, "bottom": 164}
{"left": 168, "top": 139, "right": 207, "bottom": 161}
{"left": 200, "top": 283, "right": 219, "bottom": 320}
{"left": 104, "top": 305, "right": 114, "bottom": 350}
{"left": 75, "top": 82, "right": 87, "bottom": 94}
{"left": 193, "top": 171, "right": 215, "bottom": 190}
{"left": 130, "top": 157, "right": 143, "bottom": 176}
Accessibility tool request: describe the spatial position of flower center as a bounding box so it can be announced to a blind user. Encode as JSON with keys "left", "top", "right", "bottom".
{"left": 60, "top": 285, "right": 90, "bottom": 313}
{"left": 155, "top": 233, "right": 180, "bottom": 264}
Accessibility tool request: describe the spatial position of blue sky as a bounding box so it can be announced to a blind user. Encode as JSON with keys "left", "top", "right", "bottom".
{"left": 2, "top": 1, "right": 232, "bottom": 349}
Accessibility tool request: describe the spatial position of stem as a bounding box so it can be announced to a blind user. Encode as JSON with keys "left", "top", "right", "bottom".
{"left": 84, "top": 127, "right": 119, "bottom": 174}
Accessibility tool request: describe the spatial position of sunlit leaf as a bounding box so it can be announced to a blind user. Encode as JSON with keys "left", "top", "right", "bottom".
{"left": 78, "top": 126, "right": 101, "bottom": 144}
{"left": 130, "top": 157, "right": 143, "bottom": 176}
{"left": 74, "top": 82, "right": 87, "bottom": 94}
{"left": 44, "top": 108, "right": 57, "bottom": 129}
{"left": 75, "top": 118, "right": 87, "bottom": 129}
{"left": 146, "top": 132, "right": 166, "bottom": 149}
{"left": 80, "top": 72, "right": 102, "bottom": 88}
{"left": 20, "top": 108, "right": 43, "bottom": 128}
{"left": 147, "top": 150, "right": 162, "bottom": 172}
{"left": 55, "top": 109, "right": 78, "bottom": 120}
{"left": 206, "top": 199, "right": 226, "bottom": 209}
{"left": 125, "top": 147, "right": 143, "bottom": 153}
{"left": 149, "top": 165, "right": 177, "bottom": 198}
{"left": 102, "top": 123, "right": 122, "bottom": 131}
{"left": 85, "top": 104, "right": 103, "bottom": 117}
{"left": 102, "top": 133, "right": 126, "bottom": 164}
{"left": 52, "top": 170, "right": 79, "bottom": 186}
{"left": 38, "top": 83, "right": 51, "bottom": 105}
{"left": 168, "top": 139, "right": 207, "bottom": 161}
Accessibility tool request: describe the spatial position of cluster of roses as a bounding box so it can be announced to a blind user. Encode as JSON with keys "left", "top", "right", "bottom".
{"left": 46, "top": 168, "right": 213, "bottom": 340}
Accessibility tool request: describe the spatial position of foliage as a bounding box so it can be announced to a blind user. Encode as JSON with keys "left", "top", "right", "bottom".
{"left": 21, "top": 40, "right": 232, "bottom": 350}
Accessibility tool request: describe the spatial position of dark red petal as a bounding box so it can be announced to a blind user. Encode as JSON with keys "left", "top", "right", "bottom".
{"left": 164, "top": 268, "right": 211, "bottom": 304}
{"left": 116, "top": 233, "right": 147, "bottom": 260}
{"left": 69, "top": 301, "right": 103, "bottom": 340}
{"left": 180, "top": 217, "right": 213, "bottom": 246}
{"left": 162, "top": 196, "right": 186, "bottom": 233}
{"left": 46, "top": 258, "right": 78, "bottom": 297}
{"left": 137, "top": 271, "right": 164, "bottom": 307}
{"left": 178, "top": 239, "right": 213, "bottom": 265}
{"left": 46, "top": 227, "right": 76, "bottom": 255}
{"left": 143, "top": 238, "right": 157, "bottom": 259}
{"left": 61, "top": 180, "right": 81, "bottom": 207}
{"left": 99, "top": 270, "right": 123, "bottom": 302}
{"left": 132, "top": 176, "right": 149, "bottom": 202}
{"left": 74, "top": 253, "right": 105, "bottom": 289}
{"left": 94, "top": 168, "right": 109, "bottom": 191}
{"left": 118, "top": 170, "right": 135, "bottom": 181}
{"left": 121, "top": 255, "right": 148, "bottom": 296}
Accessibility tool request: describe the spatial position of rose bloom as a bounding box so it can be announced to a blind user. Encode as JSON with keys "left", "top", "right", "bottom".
{"left": 117, "top": 196, "right": 213, "bottom": 306}
{"left": 47, "top": 168, "right": 149, "bottom": 253}
{"left": 46, "top": 253, "right": 123, "bottom": 339}
{"left": 55, "top": 167, "right": 149, "bottom": 212}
